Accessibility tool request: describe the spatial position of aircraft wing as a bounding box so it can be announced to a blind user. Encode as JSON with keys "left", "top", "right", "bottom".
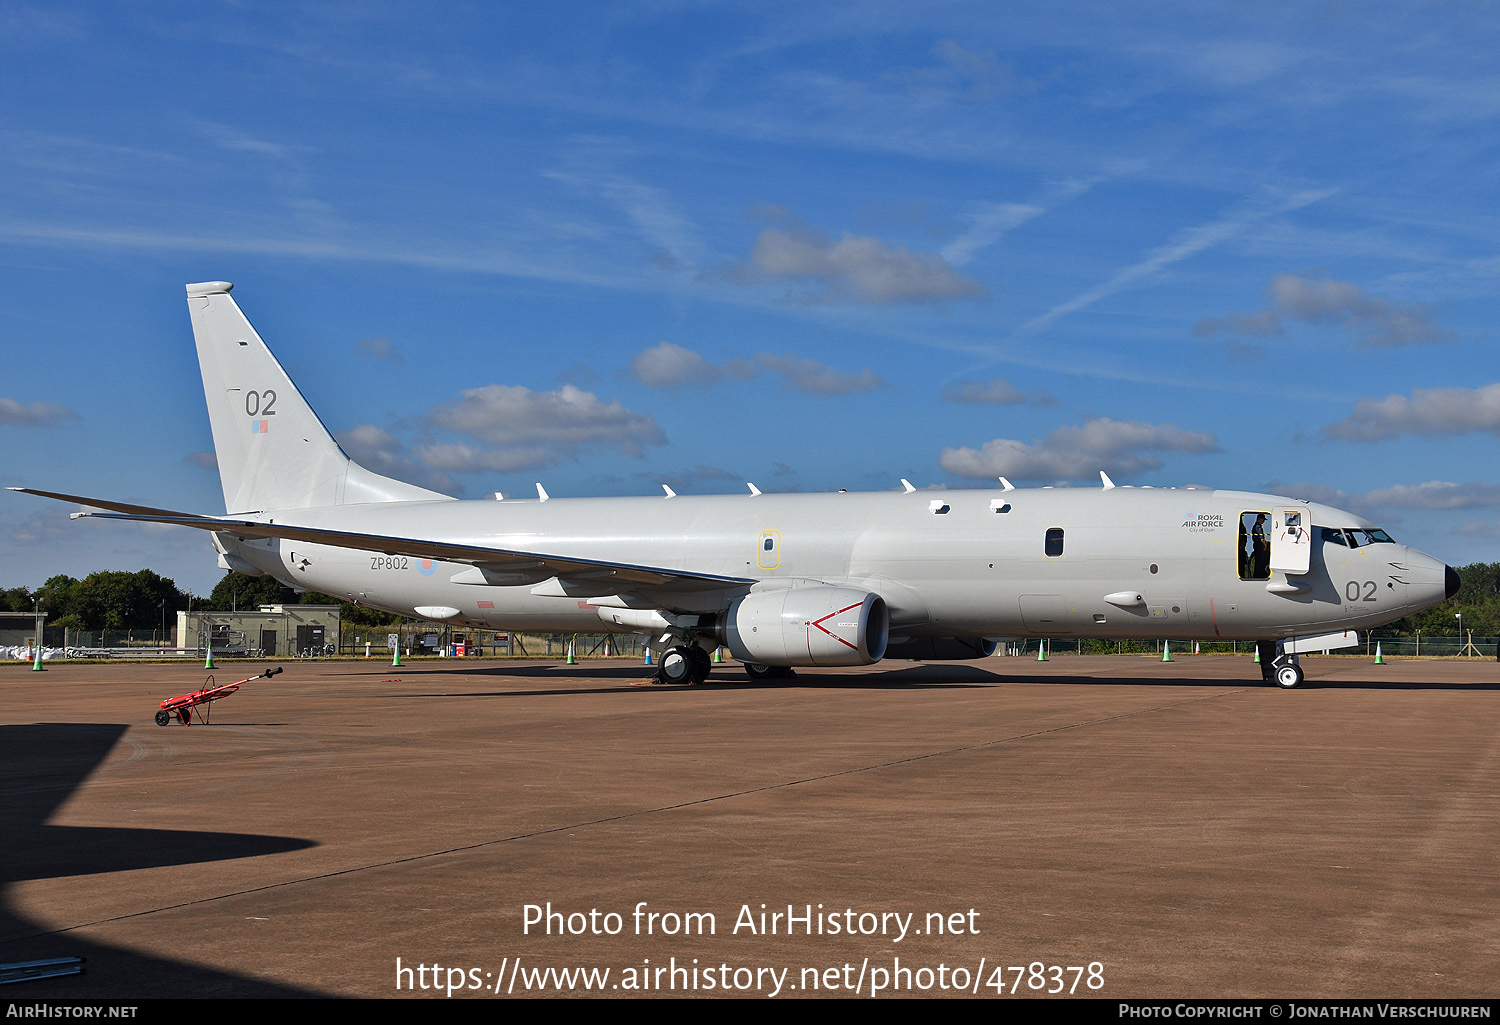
{"left": 8, "top": 487, "right": 755, "bottom": 593}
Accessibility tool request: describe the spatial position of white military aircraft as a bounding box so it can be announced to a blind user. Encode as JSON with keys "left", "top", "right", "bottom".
{"left": 14, "top": 282, "right": 1458, "bottom": 688}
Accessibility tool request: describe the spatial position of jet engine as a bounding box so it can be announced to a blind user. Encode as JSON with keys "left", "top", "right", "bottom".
{"left": 721, "top": 586, "right": 889, "bottom": 667}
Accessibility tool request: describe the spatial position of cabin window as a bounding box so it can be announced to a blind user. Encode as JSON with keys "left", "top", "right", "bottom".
{"left": 1238, "top": 511, "right": 1270, "bottom": 580}
{"left": 763, "top": 537, "right": 774, "bottom": 551}
{"left": 1044, "top": 527, "right": 1064, "bottom": 557}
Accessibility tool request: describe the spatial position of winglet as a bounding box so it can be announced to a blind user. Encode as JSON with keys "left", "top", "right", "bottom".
{"left": 662, "top": 484, "right": 677, "bottom": 498}
{"left": 998, "top": 477, "right": 1015, "bottom": 492}
{"left": 900, "top": 479, "right": 916, "bottom": 493}
{"left": 747, "top": 482, "right": 761, "bottom": 496}
{"left": 536, "top": 483, "right": 549, "bottom": 502}
{"left": 1100, "top": 470, "right": 1116, "bottom": 490}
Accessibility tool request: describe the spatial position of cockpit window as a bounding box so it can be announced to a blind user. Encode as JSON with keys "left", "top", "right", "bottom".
{"left": 1328, "top": 527, "right": 1397, "bottom": 548}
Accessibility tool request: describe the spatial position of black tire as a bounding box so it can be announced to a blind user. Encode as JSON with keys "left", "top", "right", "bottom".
{"left": 688, "top": 645, "right": 712, "bottom": 684}
{"left": 744, "top": 662, "right": 796, "bottom": 681}
{"left": 154, "top": 709, "right": 170, "bottom": 726}
{"left": 657, "top": 646, "right": 695, "bottom": 685}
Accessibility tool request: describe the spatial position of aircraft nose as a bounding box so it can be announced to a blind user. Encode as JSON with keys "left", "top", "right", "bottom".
{"left": 1446, "top": 564, "right": 1461, "bottom": 599}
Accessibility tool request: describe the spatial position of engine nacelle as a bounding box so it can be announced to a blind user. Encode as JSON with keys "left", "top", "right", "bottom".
{"left": 722, "top": 586, "right": 889, "bottom": 667}
{"left": 883, "top": 637, "right": 998, "bottom": 661}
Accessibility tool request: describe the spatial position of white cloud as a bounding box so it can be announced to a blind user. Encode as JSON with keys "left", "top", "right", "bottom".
{"left": 940, "top": 378, "right": 1056, "bottom": 406}
{"left": 543, "top": 166, "right": 705, "bottom": 271}
{"left": 1196, "top": 273, "right": 1451, "bottom": 348}
{"left": 941, "top": 175, "right": 1107, "bottom": 267}
{"left": 1322, "top": 383, "right": 1500, "bottom": 442}
{"left": 1364, "top": 481, "right": 1500, "bottom": 510}
{"left": 0, "top": 397, "right": 78, "bottom": 427}
{"left": 737, "top": 220, "right": 987, "bottom": 305}
{"left": 336, "top": 424, "right": 458, "bottom": 494}
{"left": 356, "top": 336, "right": 403, "bottom": 362}
{"left": 1021, "top": 189, "right": 1336, "bottom": 335}
{"left": 414, "top": 442, "right": 555, "bottom": 474}
{"left": 941, "top": 417, "right": 1219, "bottom": 481}
{"left": 629, "top": 342, "right": 882, "bottom": 396}
{"left": 1265, "top": 479, "right": 1500, "bottom": 514}
{"left": 627, "top": 342, "right": 754, "bottom": 388}
{"left": 425, "top": 383, "right": 665, "bottom": 458}
{"left": 757, "top": 353, "right": 884, "bottom": 395}
{"left": 940, "top": 202, "right": 1044, "bottom": 267}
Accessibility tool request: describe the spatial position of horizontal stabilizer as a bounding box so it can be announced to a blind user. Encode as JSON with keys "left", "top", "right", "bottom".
{"left": 6, "top": 487, "right": 198, "bottom": 520}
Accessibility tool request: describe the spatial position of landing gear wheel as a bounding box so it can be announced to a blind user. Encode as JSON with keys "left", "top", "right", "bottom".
{"left": 657, "top": 646, "right": 696, "bottom": 686}
{"left": 744, "top": 662, "right": 795, "bottom": 681}
{"left": 1275, "top": 662, "right": 1304, "bottom": 689}
{"left": 154, "top": 709, "right": 170, "bottom": 726}
{"left": 687, "top": 644, "right": 712, "bottom": 684}
{"left": 1256, "top": 640, "right": 1277, "bottom": 681}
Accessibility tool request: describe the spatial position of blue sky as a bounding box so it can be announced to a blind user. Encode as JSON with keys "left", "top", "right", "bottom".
{"left": 4, "top": 1, "right": 1500, "bottom": 595}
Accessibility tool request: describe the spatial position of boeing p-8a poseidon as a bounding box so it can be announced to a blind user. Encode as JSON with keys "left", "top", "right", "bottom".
{"left": 13, "top": 282, "right": 1459, "bottom": 688}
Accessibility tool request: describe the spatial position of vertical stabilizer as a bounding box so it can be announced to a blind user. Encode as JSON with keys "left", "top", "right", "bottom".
{"left": 185, "top": 281, "right": 449, "bottom": 513}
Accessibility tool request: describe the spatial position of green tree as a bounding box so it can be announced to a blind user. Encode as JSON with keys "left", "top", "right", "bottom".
{"left": 206, "top": 572, "right": 298, "bottom": 611}
{"left": 31, "top": 571, "right": 189, "bottom": 631}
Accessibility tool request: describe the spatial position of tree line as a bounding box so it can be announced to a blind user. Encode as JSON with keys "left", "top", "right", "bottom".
{"left": 0, "top": 571, "right": 397, "bottom": 631}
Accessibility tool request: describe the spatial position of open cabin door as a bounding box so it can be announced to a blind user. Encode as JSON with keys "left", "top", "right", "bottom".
{"left": 1269, "top": 505, "right": 1311, "bottom": 576}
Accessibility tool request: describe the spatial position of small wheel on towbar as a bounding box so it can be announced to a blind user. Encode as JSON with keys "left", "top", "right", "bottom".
{"left": 1275, "top": 662, "right": 1304, "bottom": 689}
{"left": 154, "top": 709, "right": 171, "bottom": 727}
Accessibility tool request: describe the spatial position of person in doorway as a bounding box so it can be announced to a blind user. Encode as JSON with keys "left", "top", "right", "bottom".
{"left": 1250, "top": 513, "right": 1270, "bottom": 578}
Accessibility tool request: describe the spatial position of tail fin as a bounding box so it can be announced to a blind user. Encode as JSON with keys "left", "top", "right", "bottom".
{"left": 185, "top": 281, "right": 449, "bottom": 513}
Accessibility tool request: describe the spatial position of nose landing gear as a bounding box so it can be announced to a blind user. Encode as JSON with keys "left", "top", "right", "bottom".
{"left": 1256, "top": 639, "right": 1304, "bottom": 688}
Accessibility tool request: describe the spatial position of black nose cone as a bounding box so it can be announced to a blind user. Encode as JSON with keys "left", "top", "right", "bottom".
{"left": 1446, "top": 565, "right": 1461, "bottom": 599}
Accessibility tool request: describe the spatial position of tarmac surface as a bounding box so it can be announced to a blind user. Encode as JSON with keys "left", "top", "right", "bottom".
{"left": 1, "top": 653, "right": 1496, "bottom": 1000}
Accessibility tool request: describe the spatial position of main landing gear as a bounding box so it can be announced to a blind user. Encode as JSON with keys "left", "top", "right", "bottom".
{"left": 1256, "top": 639, "right": 1304, "bottom": 689}
{"left": 656, "top": 643, "right": 712, "bottom": 686}
{"left": 743, "top": 662, "right": 796, "bottom": 681}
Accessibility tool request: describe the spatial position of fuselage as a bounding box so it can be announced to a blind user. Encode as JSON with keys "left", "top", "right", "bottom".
{"left": 219, "top": 484, "right": 1454, "bottom": 645}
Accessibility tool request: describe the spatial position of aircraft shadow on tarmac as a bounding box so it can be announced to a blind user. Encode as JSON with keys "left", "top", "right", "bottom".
{"left": 0, "top": 723, "right": 324, "bottom": 997}
{"left": 369, "top": 662, "right": 1009, "bottom": 699}
{"left": 351, "top": 659, "right": 1500, "bottom": 694}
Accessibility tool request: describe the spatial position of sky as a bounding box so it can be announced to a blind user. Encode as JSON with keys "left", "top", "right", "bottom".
{"left": 4, "top": 1, "right": 1500, "bottom": 596}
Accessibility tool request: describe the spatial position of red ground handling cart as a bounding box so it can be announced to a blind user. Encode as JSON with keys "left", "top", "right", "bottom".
{"left": 155, "top": 667, "right": 283, "bottom": 725}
